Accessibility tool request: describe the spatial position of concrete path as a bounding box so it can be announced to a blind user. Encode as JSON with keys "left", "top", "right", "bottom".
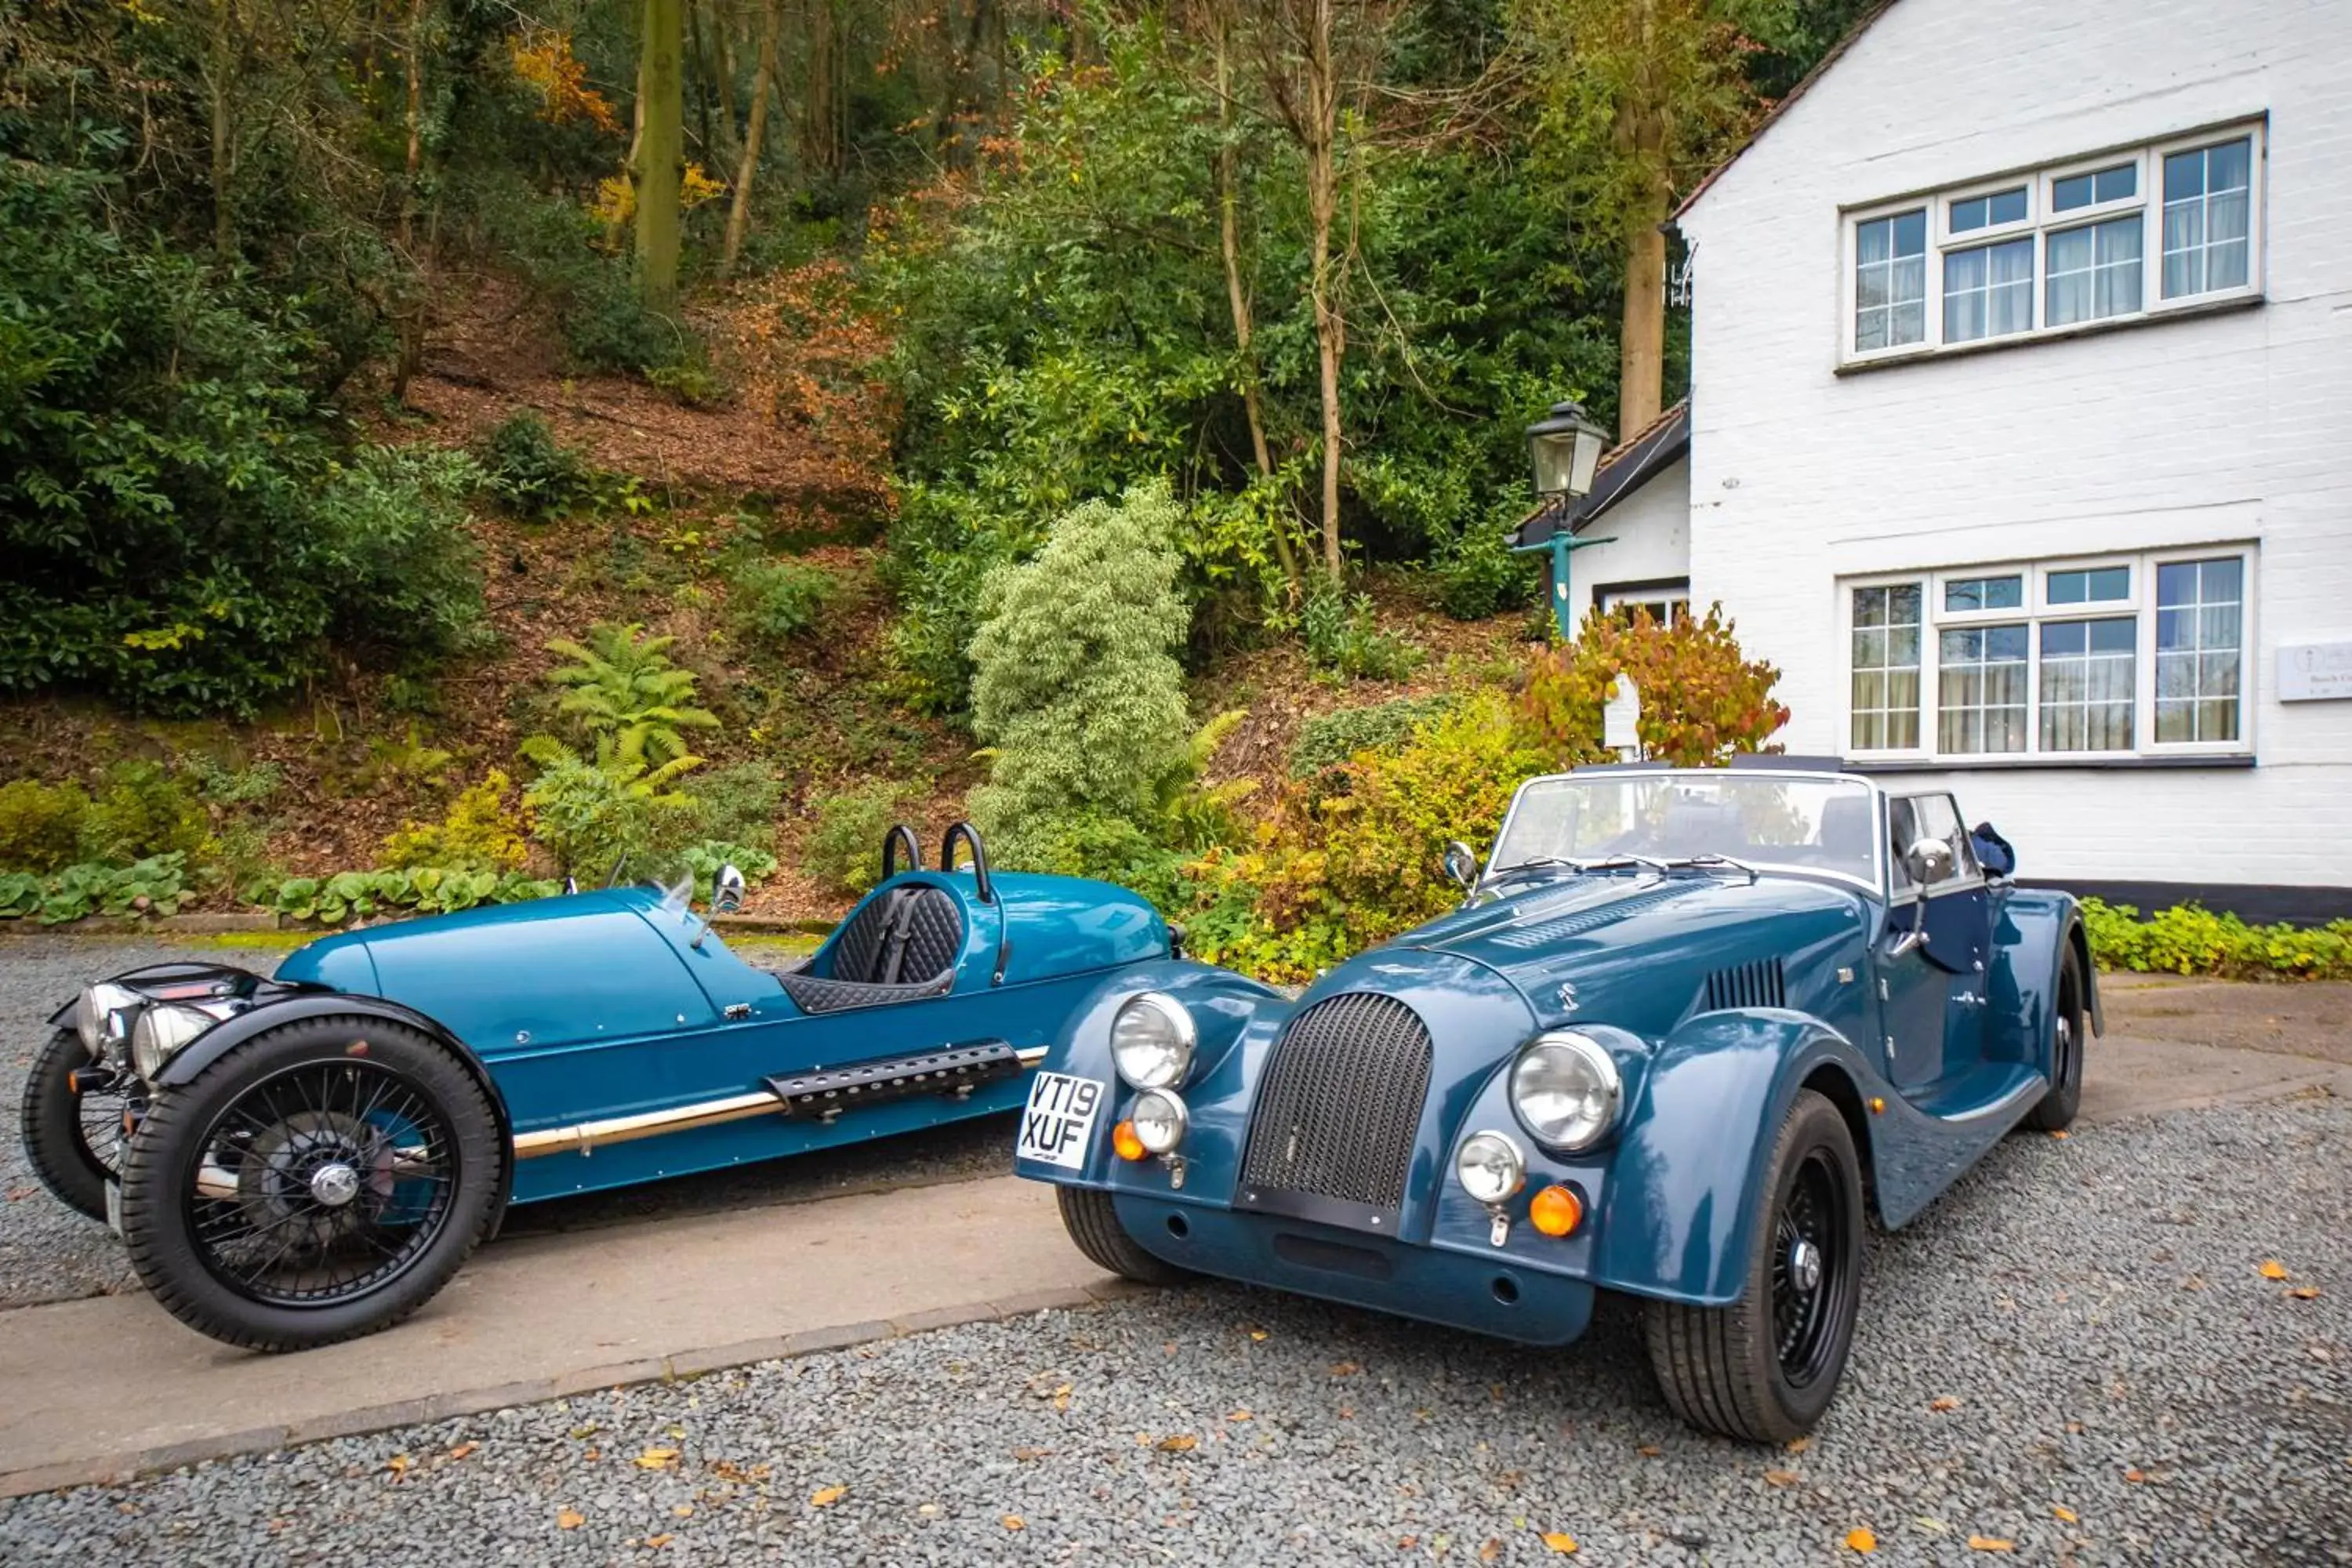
{"left": 1, "top": 1007, "right": 2343, "bottom": 1499}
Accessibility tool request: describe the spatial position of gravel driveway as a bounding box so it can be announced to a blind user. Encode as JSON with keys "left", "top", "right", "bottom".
{"left": 5, "top": 1081, "right": 2347, "bottom": 1562}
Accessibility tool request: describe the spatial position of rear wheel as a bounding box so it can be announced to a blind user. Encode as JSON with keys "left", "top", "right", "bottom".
{"left": 120, "top": 1016, "right": 502, "bottom": 1352}
{"left": 1642, "top": 1089, "right": 1865, "bottom": 1442}
{"left": 20, "top": 1029, "right": 128, "bottom": 1221}
{"left": 2021, "top": 946, "right": 2087, "bottom": 1132}
{"left": 1054, "top": 1186, "right": 1191, "bottom": 1286}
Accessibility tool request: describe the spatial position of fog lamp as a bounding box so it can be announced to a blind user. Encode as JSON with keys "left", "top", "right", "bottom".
{"left": 1129, "top": 1089, "right": 1188, "bottom": 1155}
{"left": 1454, "top": 1130, "right": 1527, "bottom": 1206}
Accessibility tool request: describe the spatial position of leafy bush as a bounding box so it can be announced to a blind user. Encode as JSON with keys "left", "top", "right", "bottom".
{"left": 804, "top": 782, "right": 913, "bottom": 896}
{"left": 378, "top": 772, "right": 530, "bottom": 873}
{"left": 544, "top": 623, "right": 720, "bottom": 765}
{"left": 519, "top": 736, "right": 699, "bottom": 880}
{"left": 259, "top": 868, "right": 562, "bottom": 927}
{"left": 688, "top": 761, "right": 784, "bottom": 851}
{"left": 727, "top": 558, "right": 837, "bottom": 654}
{"left": 1289, "top": 697, "right": 1460, "bottom": 778}
{"left": 77, "top": 761, "right": 213, "bottom": 867}
{"left": 966, "top": 482, "right": 1194, "bottom": 864}
{"left": 0, "top": 779, "right": 91, "bottom": 873}
{"left": 1301, "top": 585, "right": 1424, "bottom": 683}
{"left": 475, "top": 414, "right": 595, "bottom": 522}
{"left": 0, "top": 856, "right": 191, "bottom": 924}
{"left": 1429, "top": 525, "right": 1540, "bottom": 622}
{"left": 2081, "top": 898, "right": 2352, "bottom": 981}
{"left": 648, "top": 358, "right": 733, "bottom": 410}
{"left": 1519, "top": 604, "right": 1791, "bottom": 766}
{"left": 677, "top": 840, "right": 780, "bottom": 903}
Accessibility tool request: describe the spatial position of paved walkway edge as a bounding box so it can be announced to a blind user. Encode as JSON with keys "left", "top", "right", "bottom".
{"left": 0, "top": 1281, "right": 1139, "bottom": 1501}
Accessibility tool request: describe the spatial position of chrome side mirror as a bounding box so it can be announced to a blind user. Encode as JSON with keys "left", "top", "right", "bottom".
{"left": 1443, "top": 840, "right": 1480, "bottom": 892}
{"left": 1904, "top": 836, "right": 1955, "bottom": 887}
{"left": 713, "top": 863, "right": 746, "bottom": 915}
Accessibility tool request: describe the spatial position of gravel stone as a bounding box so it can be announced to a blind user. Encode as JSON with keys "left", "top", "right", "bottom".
{"left": 5, "top": 1040, "right": 2348, "bottom": 1563}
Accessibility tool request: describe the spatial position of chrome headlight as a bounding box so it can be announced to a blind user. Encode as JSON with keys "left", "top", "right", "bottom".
{"left": 74, "top": 982, "right": 141, "bottom": 1058}
{"left": 1129, "top": 1088, "right": 1189, "bottom": 1155}
{"left": 1454, "top": 1129, "right": 1527, "bottom": 1205}
{"left": 129, "top": 1004, "right": 215, "bottom": 1080}
{"left": 1509, "top": 1031, "right": 1624, "bottom": 1152}
{"left": 1109, "top": 991, "right": 1196, "bottom": 1090}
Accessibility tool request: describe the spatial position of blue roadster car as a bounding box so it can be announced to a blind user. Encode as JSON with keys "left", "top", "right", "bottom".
{"left": 21, "top": 824, "right": 1170, "bottom": 1351}
{"left": 1014, "top": 761, "right": 2098, "bottom": 1441}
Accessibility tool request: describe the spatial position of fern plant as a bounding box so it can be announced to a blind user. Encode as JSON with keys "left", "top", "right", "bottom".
{"left": 543, "top": 622, "right": 721, "bottom": 765}
{"left": 517, "top": 733, "right": 702, "bottom": 877}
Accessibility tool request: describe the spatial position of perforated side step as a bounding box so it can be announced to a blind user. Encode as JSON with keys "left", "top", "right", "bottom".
{"left": 766, "top": 1040, "right": 1024, "bottom": 1121}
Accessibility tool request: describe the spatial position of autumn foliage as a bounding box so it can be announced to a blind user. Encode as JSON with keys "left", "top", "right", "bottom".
{"left": 1519, "top": 605, "right": 1791, "bottom": 767}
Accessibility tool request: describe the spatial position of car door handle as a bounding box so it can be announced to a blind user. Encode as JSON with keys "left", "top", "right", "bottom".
{"left": 1885, "top": 927, "right": 1926, "bottom": 961}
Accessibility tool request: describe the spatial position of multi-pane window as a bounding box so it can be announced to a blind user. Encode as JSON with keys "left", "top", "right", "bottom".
{"left": 1846, "top": 550, "right": 2251, "bottom": 760}
{"left": 1849, "top": 584, "right": 1922, "bottom": 751}
{"left": 2162, "top": 137, "right": 2252, "bottom": 299}
{"left": 1855, "top": 210, "right": 1927, "bottom": 351}
{"left": 1844, "top": 123, "right": 2260, "bottom": 362}
{"left": 2155, "top": 558, "right": 2244, "bottom": 742}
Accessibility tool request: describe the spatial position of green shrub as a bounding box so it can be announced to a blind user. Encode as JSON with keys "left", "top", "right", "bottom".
{"left": 313, "top": 446, "right": 490, "bottom": 669}
{"left": 1519, "top": 604, "right": 1790, "bottom": 766}
{"left": 476, "top": 414, "right": 595, "bottom": 523}
{"left": 0, "top": 855, "right": 191, "bottom": 924}
{"left": 1429, "top": 525, "right": 1539, "bottom": 622}
{"left": 0, "top": 779, "right": 91, "bottom": 873}
{"left": 678, "top": 840, "right": 780, "bottom": 903}
{"left": 78, "top": 761, "right": 212, "bottom": 866}
{"left": 688, "top": 761, "right": 784, "bottom": 851}
{"left": 966, "top": 481, "right": 1193, "bottom": 864}
{"left": 378, "top": 771, "right": 529, "bottom": 873}
{"left": 804, "top": 782, "right": 913, "bottom": 896}
{"left": 1301, "top": 584, "right": 1423, "bottom": 683}
{"left": 544, "top": 623, "right": 721, "bottom": 765}
{"left": 259, "top": 867, "right": 562, "bottom": 926}
{"left": 519, "top": 736, "right": 700, "bottom": 879}
{"left": 648, "top": 358, "right": 733, "bottom": 410}
{"left": 727, "top": 559, "right": 837, "bottom": 654}
{"left": 2081, "top": 898, "right": 2352, "bottom": 981}
{"left": 1289, "top": 697, "right": 1459, "bottom": 778}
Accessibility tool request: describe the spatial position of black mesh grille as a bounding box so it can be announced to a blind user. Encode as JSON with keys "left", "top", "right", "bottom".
{"left": 1704, "top": 958, "right": 1787, "bottom": 1011}
{"left": 1240, "top": 993, "right": 1432, "bottom": 1213}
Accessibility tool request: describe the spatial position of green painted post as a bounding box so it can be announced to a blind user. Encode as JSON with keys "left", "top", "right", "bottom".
{"left": 1511, "top": 532, "right": 1617, "bottom": 643}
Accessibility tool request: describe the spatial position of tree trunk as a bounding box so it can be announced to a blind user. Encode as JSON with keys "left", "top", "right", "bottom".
{"left": 721, "top": 0, "right": 785, "bottom": 276}
{"left": 1617, "top": 129, "right": 1669, "bottom": 437}
{"left": 393, "top": 0, "right": 431, "bottom": 401}
{"left": 1210, "top": 17, "right": 1298, "bottom": 593}
{"left": 800, "top": 0, "right": 838, "bottom": 176}
{"left": 712, "top": 0, "right": 742, "bottom": 173}
{"left": 637, "top": 0, "right": 686, "bottom": 315}
{"left": 1304, "top": 0, "right": 1345, "bottom": 581}
{"left": 209, "top": 0, "right": 234, "bottom": 255}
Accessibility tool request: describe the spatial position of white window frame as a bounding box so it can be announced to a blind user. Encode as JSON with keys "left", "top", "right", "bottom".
{"left": 1838, "top": 546, "right": 2256, "bottom": 765}
{"left": 1838, "top": 119, "right": 2264, "bottom": 366}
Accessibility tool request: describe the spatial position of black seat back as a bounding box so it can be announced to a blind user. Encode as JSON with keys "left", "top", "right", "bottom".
{"left": 830, "top": 884, "right": 964, "bottom": 986}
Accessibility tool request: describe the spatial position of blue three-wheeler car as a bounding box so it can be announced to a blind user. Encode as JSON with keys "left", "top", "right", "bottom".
{"left": 20, "top": 824, "right": 1171, "bottom": 1351}
{"left": 1015, "top": 760, "right": 2098, "bottom": 1441}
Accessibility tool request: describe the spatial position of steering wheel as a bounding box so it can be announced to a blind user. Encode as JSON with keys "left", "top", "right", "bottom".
{"left": 940, "top": 822, "right": 994, "bottom": 905}
{"left": 880, "top": 823, "right": 924, "bottom": 883}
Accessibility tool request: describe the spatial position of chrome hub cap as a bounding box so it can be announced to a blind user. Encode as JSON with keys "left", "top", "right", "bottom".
{"left": 309, "top": 1162, "right": 361, "bottom": 1208}
{"left": 1788, "top": 1236, "right": 1823, "bottom": 1294}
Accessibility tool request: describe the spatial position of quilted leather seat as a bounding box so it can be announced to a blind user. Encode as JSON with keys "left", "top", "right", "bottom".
{"left": 779, "top": 884, "right": 964, "bottom": 1014}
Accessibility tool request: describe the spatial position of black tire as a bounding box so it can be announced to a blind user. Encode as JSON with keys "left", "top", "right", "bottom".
{"left": 1642, "top": 1088, "right": 1865, "bottom": 1443}
{"left": 2021, "top": 945, "right": 2087, "bottom": 1132}
{"left": 19, "top": 1029, "right": 127, "bottom": 1222}
{"left": 119, "top": 1015, "right": 502, "bottom": 1352}
{"left": 1054, "top": 1185, "right": 1191, "bottom": 1286}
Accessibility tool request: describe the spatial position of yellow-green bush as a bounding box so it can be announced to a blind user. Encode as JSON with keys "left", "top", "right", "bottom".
{"left": 379, "top": 772, "right": 530, "bottom": 874}
{"left": 2081, "top": 898, "right": 2352, "bottom": 980}
{"left": 0, "top": 779, "right": 90, "bottom": 873}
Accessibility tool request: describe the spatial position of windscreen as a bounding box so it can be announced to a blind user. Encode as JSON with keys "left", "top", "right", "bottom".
{"left": 1492, "top": 773, "right": 1879, "bottom": 885}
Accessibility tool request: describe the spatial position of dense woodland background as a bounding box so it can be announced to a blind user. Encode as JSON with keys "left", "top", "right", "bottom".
{"left": 0, "top": 0, "right": 1885, "bottom": 971}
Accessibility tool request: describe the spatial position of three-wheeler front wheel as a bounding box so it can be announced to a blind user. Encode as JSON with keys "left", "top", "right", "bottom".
{"left": 20, "top": 1028, "right": 129, "bottom": 1222}
{"left": 119, "top": 1016, "right": 503, "bottom": 1352}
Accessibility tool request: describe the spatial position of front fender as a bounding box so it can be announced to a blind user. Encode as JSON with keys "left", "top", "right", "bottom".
{"left": 1590, "top": 1011, "right": 1881, "bottom": 1307}
{"left": 1988, "top": 888, "right": 2103, "bottom": 1076}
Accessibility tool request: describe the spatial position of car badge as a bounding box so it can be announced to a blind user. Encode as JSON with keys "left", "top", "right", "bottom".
{"left": 1556, "top": 982, "right": 1580, "bottom": 1014}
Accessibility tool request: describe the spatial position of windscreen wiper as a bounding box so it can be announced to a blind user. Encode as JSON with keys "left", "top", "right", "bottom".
{"left": 1664, "top": 852, "right": 1761, "bottom": 880}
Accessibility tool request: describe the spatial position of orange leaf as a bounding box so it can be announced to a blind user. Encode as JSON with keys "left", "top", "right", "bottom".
{"left": 672, "top": 1505, "right": 693, "bottom": 1519}
{"left": 810, "top": 1485, "right": 847, "bottom": 1507}
{"left": 384, "top": 1454, "right": 410, "bottom": 1475}
{"left": 634, "top": 1448, "right": 680, "bottom": 1470}
{"left": 2053, "top": 1505, "right": 2078, "bottom": 1524}
{"left": 1541, "top": 1532, "right": 1578, "bottom": 1554}
{"left": 1330, "top": 1361, "right": 1362, "bottom": 1377}
{"left": 1227, "top": 1410, "right": 1254, "bottom": 1422}
{"left": 2289, "top": 1285, "right": 2322, "bottom": 1300}
{"left": 1764, "top": 1469, "right": 1798, "bottom": 1486}
{"left": 1786, "top": 1436, "right": 1813, "bottom": 1453}
{"left": 1929, "top": 1396, "right": 1962, "bottom": 1412}
{"left": 448, "top": 1443, "right": 479, "bottom": 1461}
{"left": 1846, "top": 1526, "right": 1878, "bottom": 1553}
{"left": 1968, "top": 1537, "right": 2014, "bottom": 1552}
{"left": 1636, "top": 1445, "right": 1662, "bottom": 1457}
{"left": 2123, "top": 1468, "right": 2147, "bottom": 1484}
{"left": 646, "top": 1534, "right": 673, "bottom": 1550}
{"left": 2049, "top": 1130, "right": 2069, "bottom": 1140}
{"left": 2260, "top": 1260, "right": 2290, "bottom": 1280}
{"left": 1156, "top": 1435, "right": 1198, "bottom": 1453}
{"left": 557, "top": 1508, "right": 585, "bottom": 1530}
{"left": 1001, "top": 1515, "right": 1026, "bottom": 1531}
{"left": 1480, "top": 1541, "right": 1504, "bottom": 1563}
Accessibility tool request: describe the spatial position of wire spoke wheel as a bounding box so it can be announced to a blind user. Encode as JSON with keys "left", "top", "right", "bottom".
{"left": 78, "top": 1080, "right": 129, "bottom": 1178}
{"left": 183, "top": 1060, "right": 459, "bottom": 1308}
{"left": 1769, "top": 1149, "right": 1849, "bottom": 1388}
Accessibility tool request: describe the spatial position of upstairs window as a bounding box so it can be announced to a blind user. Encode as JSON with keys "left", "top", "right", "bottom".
{"left": 1855, "top": 209, "right": 1927, "bottom": 351}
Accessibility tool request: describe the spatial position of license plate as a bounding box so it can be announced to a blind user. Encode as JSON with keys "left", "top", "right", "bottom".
{"left": 1017, "top": 1072, "right": 1105, "bottom": 1170}
{"left": 103, "top": 1178, "right": 123, "bottom": 1237}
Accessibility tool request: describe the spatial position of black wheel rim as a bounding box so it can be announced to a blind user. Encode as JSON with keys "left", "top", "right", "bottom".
{"left": 75, "top": 1080, "right": 129, "bottom": 1178}
{"left": 2057, "top": 967, "right": 2082, "bottom": 1091}
{"left": 183, "top": 1061, "right": 460, "bottom": 1308}
{"left": 1770, "top": 1149, "right": 1852, "bottom": 1388}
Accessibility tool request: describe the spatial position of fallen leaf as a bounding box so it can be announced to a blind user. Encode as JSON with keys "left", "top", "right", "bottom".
{"left": 1399, "top": 1536, "right": 1419, "bottom": 1549}
{"left": 635, "top": 1448, "right": 681, "bottom": 1470}
{"left": 2288, "top": 1286, "right": 2321, "bottom": 1300}
{"left": 1481, "top": 1541, "right": 1504, "bottom": 1563}
{"left": 646, "top": 1534, "right": 673, "bottom": 1550}
{"left": 1636, "top": 1445, "right": 1662, "bottom": 1458}
{"left": 2123, "top": 1468, "right": 2147, "bottom": 1484}
{"left": 1156, "top": 1434, "right": 1198, "bottom": 1453}
{"left": 1915, "top": 1518, "right": 1951, "bottom": 1534}
{"left": 1052, "top": 1384, "right": 1073, "bottom": 1412}
{"left": 672, "top": 1504, "right": 693, "bottom": 1519}
{"left": 1541, "top": 1532, "right": 1578, "bottom": 1554}
{"left": 557, "top": 1508, "right": 585, "bottom": 1530}
{"left": 2053, "top": 1506, "right": 2078, "bottom": 1524}
{"left": 1968, "top": 1537, "right": 2015, "bottom": 1552}
{"left": 1248, "top": 1328, "right": 1269, "bottom": 1341}
{"left": 1929, "top": 1396, "right": 1962, "bottom": 1413}
{"left": 1330, "top": 1360, "right": 1362, "bottom": 1377}
{"left": 1763, "top": 1469, "right": 1798, "bottom": 1486}
{"left": 1846, "top": 1527, "right": 1878, "bottom": 1553}
{"left": 1002, "top": 1515, "right": 1026, "bottom": 1531}
{"left": 583, "top": 1448, "right": 601, "bottom": 1463}
{"left": 568, "top": 1424, "right": 600, "bottom": 1439}
{"left": 384, "top": 1454, "right": 410, "bottom": 1475}
{"left": 448, "top": 1443, "right": 479, "bottom": 1461}
{"left": 1012, "top": 1447, "right": 1054, "bottom": 1461}
{"left": 1787, "top": 1436, "right": 1813, "bottom": 1453}
{"left": 2049, "top": 1130, "right": 2069, "bottom": 1140}
{"left": 2260, "top": 1260, "right": 2291, "bottom": 1280}
{"left": 1226, "top": 1410, "right": 1253, "bottom": 1422}
{"left": 810, "top": 1485, "right": 846, "bottom": 1507}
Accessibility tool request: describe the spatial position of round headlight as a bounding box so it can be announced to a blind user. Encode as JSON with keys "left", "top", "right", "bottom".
{"left": 129, "top": 1004, "right": 214, "bottom": 1080}
{"left": 1109, "top": 991, "right": 1196, "bottom": 1090}
{"left": 1130, "top": 1089, "right": 1189, "bottom": 1155}
{"left": 1509, "top": 1031, "right": 1624, "bottom": 1152}
{"left": 1454, "top": 1129, "right": 1526, "bottom": 1206}
{"left": 74, "top": 982, "right": 140, "bottom": 1057}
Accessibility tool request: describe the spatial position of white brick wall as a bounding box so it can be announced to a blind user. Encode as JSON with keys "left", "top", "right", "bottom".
{"left": 1676, "top": 0, "right": 2352, "bottom": 893}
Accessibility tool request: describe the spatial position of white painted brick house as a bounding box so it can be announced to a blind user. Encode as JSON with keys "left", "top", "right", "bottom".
{"left": 1519, "top": 0, "right": 2352, "bottom": 917}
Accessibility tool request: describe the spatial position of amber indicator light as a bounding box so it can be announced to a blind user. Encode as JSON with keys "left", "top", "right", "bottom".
{"left": 1112, "top": 1120, "right": 1147, "bottom": 1161}
{"left": 1529, "top": 1184, "right": 1584, "bottom": 1237}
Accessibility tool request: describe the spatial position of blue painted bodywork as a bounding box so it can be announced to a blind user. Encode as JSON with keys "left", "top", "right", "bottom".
{"left": 1016, "top": 772, "right": 2096, "bottom": 1347}
{"left": 187, "top": 869, "right": 1178, "bottom": 1205}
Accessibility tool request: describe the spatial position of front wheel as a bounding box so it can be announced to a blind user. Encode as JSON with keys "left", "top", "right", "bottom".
{"left": 1054, "top": 1186, "right": 1191, "bottom": 1286}
{"left": 2020, "top": 946, "right": 2087, "bottom": 1132}
{"left": 1642, "top": 1088, "right": 1866, "bottom": 1442}
{"left": 20, "top": 1029, "right": 129, "bottom": 1221}
{"left": 119, "top": 1015, "right": 503, "bottom": 1352}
